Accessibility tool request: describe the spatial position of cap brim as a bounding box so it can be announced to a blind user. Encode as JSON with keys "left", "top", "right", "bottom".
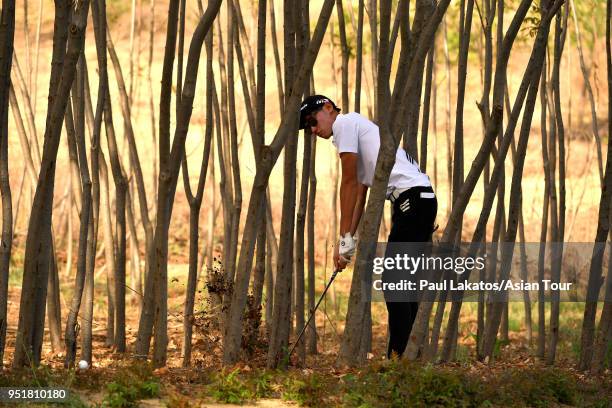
{"left": 299, "top": 108, "right": 314, "bottom": 130}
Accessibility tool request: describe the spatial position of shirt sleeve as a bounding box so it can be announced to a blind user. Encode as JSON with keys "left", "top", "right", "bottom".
{"left": 333, "top": 116, "right": 359, "bottom": 154}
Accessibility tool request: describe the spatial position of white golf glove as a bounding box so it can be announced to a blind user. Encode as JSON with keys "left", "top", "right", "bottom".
{"left": 338, "top": 232, "right": 356, "bottom": 260}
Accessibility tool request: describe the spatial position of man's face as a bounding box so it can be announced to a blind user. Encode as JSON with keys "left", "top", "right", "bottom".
{"left": 307, "top": 103, "right": 335, "bottom": 139}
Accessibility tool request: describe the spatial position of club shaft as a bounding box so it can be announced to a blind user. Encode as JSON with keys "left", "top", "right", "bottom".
{"left": 288, "top": 268, "right": 339, "bottom": 357}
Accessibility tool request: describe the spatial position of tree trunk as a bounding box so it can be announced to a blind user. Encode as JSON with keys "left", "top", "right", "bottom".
{"left": 420, "top": 40, "right": 435, "bottom": 172}
{"left": 0, "top": 0, "right": 15, "bottom": 368}
{"left": 294, "top": 131, "right": 312, "bottom": 364}
{"left": 354, "top": 0, "right": 365, "bottom": 112}
{"left": 433, "top": 0, "right": 474, "bottom": 362}
{"left": 591, "top": 0, "right": 612, "bottom": 375}
{"left": 269, "top": 0, "right": 284, "bottom": 112}
{"left": 267, "top": 0, "right": 299, "bottom": 369}
{"left": 181, "top": 30, "right": 214, "bottom": 367}
{"left": 148, "top": 0, "right": 158, "bottom": 205}
{"left": 307, "top": 138, "right": 318, "bottom": 354}
{"left": 537, "top": 65, "right": 550, "bottom": 359}
{"left": 64, "top": 54, "right": 92, "bottom": 367}
{"left": 103, "top": 85, "right": 130, "bottom": 342}
{"left": 14, "top": 0, "right": 89, "bottom": 368}
{"left": 579, "top": 0, "right": 612, "bottom": 371}
{"left": 547, "top": 3, "right": 568, "bottom": 365}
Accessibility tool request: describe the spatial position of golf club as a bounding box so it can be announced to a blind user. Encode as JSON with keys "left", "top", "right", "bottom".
{"left": 287, "top": 267, "right": 340, "bottom": 358}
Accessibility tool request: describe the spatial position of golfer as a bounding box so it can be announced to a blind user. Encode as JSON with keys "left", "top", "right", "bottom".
{"left": 299, "top": 95, "right": 438, "bottom": 359}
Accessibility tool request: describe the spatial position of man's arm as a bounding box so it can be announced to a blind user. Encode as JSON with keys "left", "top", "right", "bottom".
{"left": 339, "top": 152, "right": 359, "bottom": 235}
{"left": 350, "top": 184, "right": 369, "bottom": 236}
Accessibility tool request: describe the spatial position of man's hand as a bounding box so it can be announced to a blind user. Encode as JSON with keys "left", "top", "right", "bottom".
{"left": 334, "top": 233, "right": 356, "bottom": 271}
{"left": 333, "top": 245, "right": 351, "bottom": 271}
{"left": 339, "top": 232, "right": 356, "bottom": 258}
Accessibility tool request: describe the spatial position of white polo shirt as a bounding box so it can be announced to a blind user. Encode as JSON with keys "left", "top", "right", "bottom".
{"left": 331, "top": 112, "right": 431, "bottom": 196}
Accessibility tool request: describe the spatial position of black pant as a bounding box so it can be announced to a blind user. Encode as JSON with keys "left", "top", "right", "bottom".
{"left": 383, "top": 185, "right": 437, "bottom": 358}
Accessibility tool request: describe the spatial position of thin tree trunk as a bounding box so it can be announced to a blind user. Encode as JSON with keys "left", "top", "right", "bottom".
{"left": 306, "top": 138, "right": 317, "bottom": 354}
{"left": 126, "top": 187, "right": 142, "bottom": 310}
{"left": 46, "top": 246, "right": 62, "bottom": 353}
{"left": 436, "top": 1, "right": 474, "bottom": 361}
{"left": 64, "top": 57, "right": 92, "bottom": 367}
{"left": 368, "top": 0, "right": 378, "bottom": 118}
{"left": 547, "top": 3, "right": 568, "bottom": 365}
{"left": 569, "top": 0, "right": 603, "bottom": 185}
{"left": 443, "top": 18, "right": 452, "bottom": 213}
{"left": 294, "top": 133, "right": 312, "bottom": 364}
{"left": 267, "top": 0, "right": 300, "bottom": 369}
{"left": 83, "top": 36, "right": 104, "bottom": 362}
{"left": 251, "top": 0, "right": 268, "bottom": 333}
{"left": 0, "top": 0, "right": 15, "bottom": 367}
{"left": 181, "top": 30, "right": 213, "bottom": 367}
{"left": 32, "top": 0, "right": 43, "bottom": 111}
{"left": 215, "top": 18, "right": 235, "bottom": 298}
{"left": 336, "top": 0, "right": 350, "bottom": 110}
{"left": 537, "top": 65, "right": 550, "bottom": 359}
{"left": 420, "top": 41, "right": 435, "bottom": 172}
{"left": 269, "top": 0, "right": 284, "bottom": 112}
{"left": 148, "top": 0, "right": 158, "bottom": 205}
{"left": 135, "top": 0, "right": 180, "bottom": 361}
{"left": 226, "top": 0, "right": 243, "bottom": 302}
{"left": 354, "top": 0, "right": 364, "bottom": 112}
{"left": 99, "top": 156, "right": 116, "bottom": 348}
{"left": 252, "top": 206, "right": 267, "bottom": 319}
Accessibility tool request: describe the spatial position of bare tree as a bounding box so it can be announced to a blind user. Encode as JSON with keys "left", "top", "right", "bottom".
{"left": 307, "top": 138, "right": 318, "bottom": 354}
{"left": 136, "top": 0, "right": 223, "bottom": 366}
{"left": 578, "top": 0, "right": 612, "bottom": 371}
{"left": 64, "top": 55, "right": 94, "bottom": 367}
{"left": 590, "top": 0, "right": 612, "bottom": 374}
{"left": 13, "top": 0, "right": 90, "bottom": 368}
{"left": 0, "top": 0, "right": 15, "bottom": 368}
{"left": 267, "top": 0, "right": 301, "bottom": 369}
{"left": 547, "top": 3, "right": 569, "bottom": 365}
{"left": 223, "top": 0, "right": 337, "bottom": 366}
{"left": 181, "top": 28, "right": 214, "bottom": 367}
